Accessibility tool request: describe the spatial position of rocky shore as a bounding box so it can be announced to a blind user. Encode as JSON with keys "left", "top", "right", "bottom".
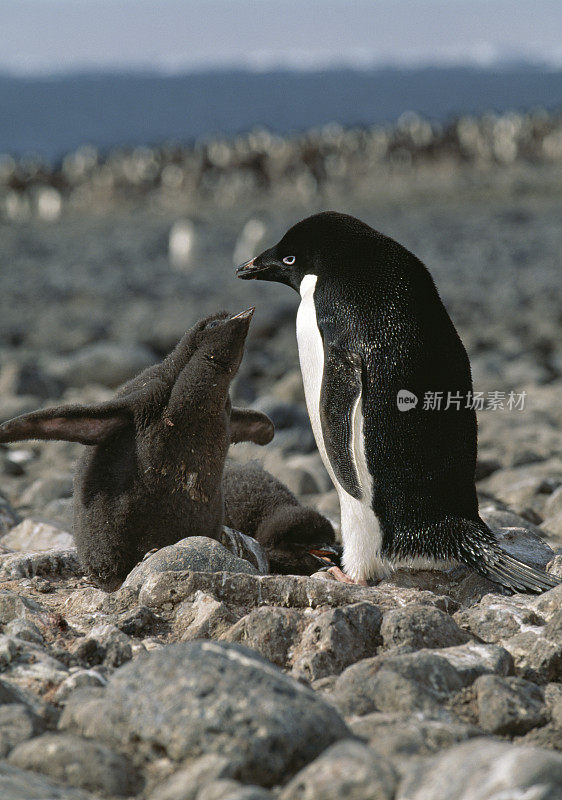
{"left": 0, "top": 117, "right": 561, "bottom": 797}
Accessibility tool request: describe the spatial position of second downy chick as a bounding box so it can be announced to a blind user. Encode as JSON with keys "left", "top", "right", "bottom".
{"left": 223, "top": 461, "right": 339, "bottom": 575}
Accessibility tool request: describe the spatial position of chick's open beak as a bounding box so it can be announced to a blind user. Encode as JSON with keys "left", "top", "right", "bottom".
{"left": 307, "top": 544, "right": 342, "bottom": 568}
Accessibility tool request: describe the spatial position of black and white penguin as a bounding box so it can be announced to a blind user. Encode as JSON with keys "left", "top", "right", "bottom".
{"left": 236, "top": 211, "right": 558, "bottom": 593}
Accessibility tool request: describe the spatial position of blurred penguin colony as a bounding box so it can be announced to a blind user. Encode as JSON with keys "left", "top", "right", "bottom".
{"left": 1, "top": 109, "right": 561, "bottom": 221}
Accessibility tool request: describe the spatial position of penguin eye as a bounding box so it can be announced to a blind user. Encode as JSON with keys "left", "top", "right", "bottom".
{"left": 282, "top": 255, "right": 296, "bottom": 265}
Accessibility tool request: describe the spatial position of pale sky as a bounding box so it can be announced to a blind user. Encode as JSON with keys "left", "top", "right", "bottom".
{"left": 0, "top": 0, "right": 561, "bottom": 74}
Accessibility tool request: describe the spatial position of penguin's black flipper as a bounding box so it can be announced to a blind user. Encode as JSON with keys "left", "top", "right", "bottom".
{"left": 319, "top": 342, "right": 364, "bottom": 501}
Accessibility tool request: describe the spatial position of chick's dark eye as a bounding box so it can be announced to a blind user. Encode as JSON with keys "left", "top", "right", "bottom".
{"left": 282, "top": 255, "right": 296, "bottom": 265}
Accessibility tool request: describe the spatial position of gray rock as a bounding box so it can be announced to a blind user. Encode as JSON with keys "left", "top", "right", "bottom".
{"left": 395, "top": 737, "right": 562, "bottom": 800}
{"left": 0, "top": 396, "right": 40, "bottom": 425}
{"left": 110, "top": 604, "right": 161, "bottom": 637}
{"left": 0, "top": 520, "right": 74, "bottom": 552}
{"left": 491, "top": 526, "right": 556, "bottom": 570}
{"left": 8, "top": 733, "right": 137, "bottom": 796}
{"left": 332, "top": 643, "right": 512, "bottom": 718}
{"left": 0, "top": 673, "right": 54, "bottom": 722}
{"left": 543, "top": 511, "right": 562, "bottom": 538}
{"left": 454, "top": 593, "right": 544, "bottom": 643}
{"left": 221, "top": 607, "right": 305, "bottom": 668}
{"left": 137, "top": 570, "right": 454, "bottom": 614}
{"left": 0, "top": 761, "right": 96, "bottom": 799}
{"left": 270, "top": 369, "right": 305, "bottom": 404}
{"left": 0, "top": 496, "right": 19, "bottom": 534}
{"left": 58, "top": 586, "right": 108, "bottom": 618}
{"left": 61, "top": 641, "right": 350, "bottom": 786}
{"left": 4, "top": 619, "right": 43, "bottom": 645}
{"left": 173, "top": 592, "right": 237, "bottom": 641}
{"left": 545, "top": 683, "right": 562, "bottom": 728}
{"left": 123, "top": 537, "right": 259, "bottom": 591}
{"left": 2, "top": 446, "right": 36, "bottom": 477}
{"left": 429, "top": 641, "right": 514, "bottom": 683}
{"left": 83, "top": 624, "right": 134, "bottom": 668}
{"left": 380, "top": 604, "right": 471, "bottom": 651}
{"left": 481, "top": 472, "right": 550, "bottom": 508}
{"left": 502, "top": 629, "right": 562, "bottom": 684}
{"left": 279, "top": 739, "right": 397, "bottom": 800}
{"left": 283, "top": 454, "right": 333, "bottom": 493}
{"left": 291, "top": 603, "right": 382, "bottom": 681}
{"left": 544, "top": 486, "right": 562, "bottom": 518}
{"left": 197, "top": 780, "right": 250, "bottom": 800}
{"left": 0, "top": 705, "right": 43, "bottom": 757}
{"left": 209, "top": 788, "right": 273, "bottom": 800}
{"left": 349, "top": 712, "right": 480, "bottom": 758}
{"left": 53, "top": 670, "right": 107, "bottom": 703}
{"left": 378, "top": 566, "right": 498, "bottom": 609}
{"left": 533, "top": 583, "right": 562, "bottom": 621}
{"left": 0, "top": 590, "right": 44, "bottom": 624}
{"left": 480, "top": 505, "right": 547, "bottom": 536}
{"left": 46, "top": 342, "right": 156, "bottom": 388}
{"left": 0, "top": 678, "right": 28, "bottom": 706}
{"left": 263, "top": 451, "right": 331, "bottom": 496}
{"left": 0, "top": 636, "right": 18, "bottom": 669}
{"left": 475, "top": 674, "right": 548, "bottom": 736}
{"left": 547, "top": 555, "right": 562, "bottom": 578}
{"left": 19, "top": 474, "right": 74, "bottom": 508}
{"left": 332, "top": 652, "right": 465, "bottom": 718}
{"left": 0, "top": 548, "right": 81, "bottom": 579}
{"left": 474, "top": 457, "right": 502, "bottom": 481}
{"left": 252, "top": 398, "right": 309, "bottom": 434}
{"left": 58, "top": 688, "right": 107, "bottom": 739}
{"left": 516, "top": 723, "right": 562, "bottom": 751}
{"left": 0, "top": 637, "right": 70, "bottom": 693}
{"left": 42, "top": 498, "right": 74, "bottom": 528}
{"left": 271, "top": 464, "right": 319, "bottom": 496}
{"left": 147, "top": 754, "right": 235, "bottom": 800}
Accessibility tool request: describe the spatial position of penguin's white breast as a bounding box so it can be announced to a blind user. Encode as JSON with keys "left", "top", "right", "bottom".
{"left": 296, "top": 275, "right": 336, "bottom": 484}
{"left": 296, "top": 274, "right": 384, "bottom": 581}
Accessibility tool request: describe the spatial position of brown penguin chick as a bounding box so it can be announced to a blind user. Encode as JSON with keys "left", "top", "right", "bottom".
{"left": 0, "top": 310, "right": 273, "bottom": 591}
{"left": 223, "top": 461, "right": 339, "bottom": 575}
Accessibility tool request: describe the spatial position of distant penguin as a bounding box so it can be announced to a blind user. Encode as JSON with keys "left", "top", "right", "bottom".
{"left": 223, "top": 461, "right": 340, "bottom": 575}
{"left": 236, "top": 211, "right": 559, "bottom": 593}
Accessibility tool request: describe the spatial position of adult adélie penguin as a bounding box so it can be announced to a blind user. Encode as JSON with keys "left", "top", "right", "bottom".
{"left": 236, "top": 211, "right": 559, "bottom": 593}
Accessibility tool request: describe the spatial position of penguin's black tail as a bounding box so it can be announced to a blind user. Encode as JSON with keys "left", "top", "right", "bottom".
{"left": 475, "top": 547, "right": 560, "bottom": 594}
{"left": 459, "top": 523, "right": 560, "bottom": 594}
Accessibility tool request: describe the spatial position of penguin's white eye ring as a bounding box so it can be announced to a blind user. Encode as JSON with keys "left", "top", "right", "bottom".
{"left": 282, "top": 255, "right": 296, "bottom": 265}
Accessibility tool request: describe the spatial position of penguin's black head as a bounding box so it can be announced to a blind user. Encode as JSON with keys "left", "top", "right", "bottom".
{"left": 236, "top": 211, "right": 376, "bottom": 291}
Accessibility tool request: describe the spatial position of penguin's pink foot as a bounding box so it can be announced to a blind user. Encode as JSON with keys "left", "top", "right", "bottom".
{"left": 326, "top": 566, "right": 368, "bottom": 586}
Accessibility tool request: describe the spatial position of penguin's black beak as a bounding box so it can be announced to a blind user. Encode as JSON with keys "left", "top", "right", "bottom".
{"left": 235, "top": 257, "right": 260, "bottom": 278}
{"left": 236, "top": 253, "right": 292, "bottom": 286}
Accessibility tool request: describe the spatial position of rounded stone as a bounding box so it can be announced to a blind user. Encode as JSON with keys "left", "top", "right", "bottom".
{"left": 8, "top": 733, "right": 137, "bottom": 796}
{"left": 123, "top": 536, "right": 259, "bottom": 591}
{"left": 73, "top": 640, "right": 350, "bottom": 787}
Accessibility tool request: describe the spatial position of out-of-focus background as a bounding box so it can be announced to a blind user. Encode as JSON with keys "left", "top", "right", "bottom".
{"left": 0, "top": 0, "right": 561, "bottom": 543}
